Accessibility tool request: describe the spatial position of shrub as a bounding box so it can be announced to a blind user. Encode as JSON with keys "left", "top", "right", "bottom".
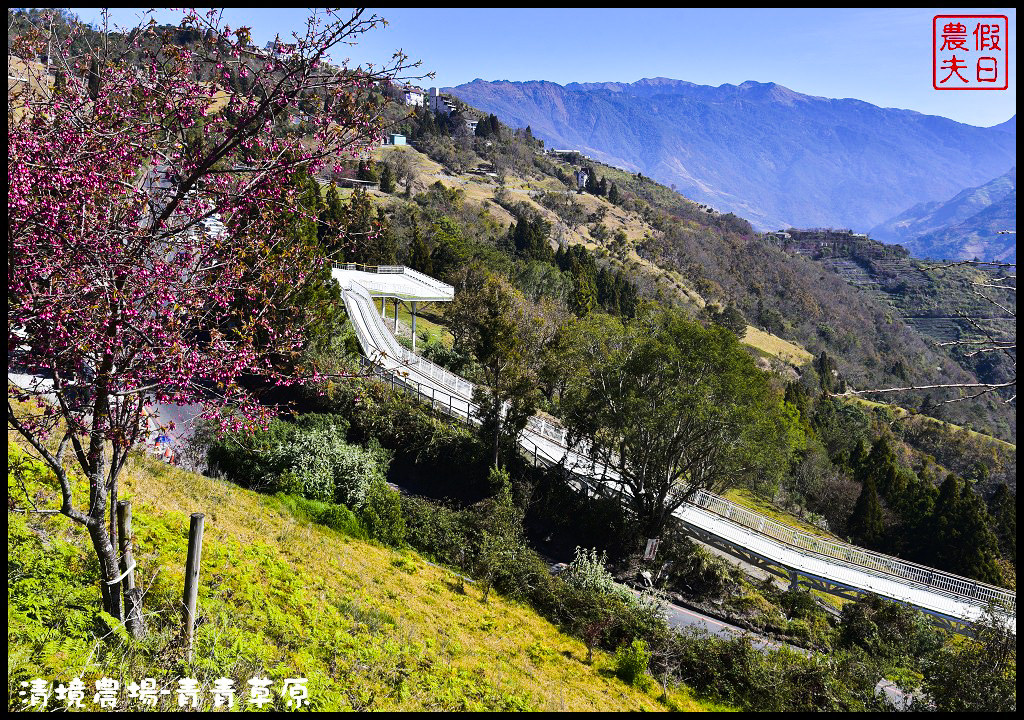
{"left": 315, "top": 503, "right": 368, "bottom": 539}
{"left": 563, "top": 546, "right": 629, "bottom": 599}
{"left": 660, "top": 534, "right": 740, "bottom": 600}
{"left": 838, "top": 594, "right": 943, "bottom": 666}
{"left": 360, "top": 479, "right": 406, "bottom": 547}
{"left": 615, "top": 639, "right": 653, "bottom": 688}
{"left": 400, "top": 495, "right": 472, "bottom": 566}
{"left": 266, "top": 431, "right": 391, "bottom": 506}
{"left": 270, "top": 493, "right": 368, "bottom": 539}
{"left": 670, "top": 631, "right": 880, "bottom": 711}
{"left": 205, "top": 413, "right": 353, "bottom": 493}
{"left": 780, "top": 589, "right": 820, "bottom": 620}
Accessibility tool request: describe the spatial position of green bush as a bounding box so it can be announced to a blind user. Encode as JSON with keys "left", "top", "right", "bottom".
{"left": 270, "top": 493, "right": 368, "bottom": 540}
{"left": 670, "top": 631, "right": 881, "bottom": 711}
{"left": 401, "top": 495, "right": 471, "bottom": 565}
{"left": 615, "top": 639, "right": 652, "bottom": 687}
{"left": 838, "top": 594, "right": 943, "bottom": 667}
{"left": 266, "top": 431, "right": 390, "bottom": 506}
{"left": 360, "top": 480, "right": 406, "bottom": 547}
{"left": 780, "top": 589, "right": 820, "bottom": 620}
{"left": 660, "top": 534, "right": 741, "bottom": 600}
{"left": 315, "top": 503, "right": 369, "bottom": 539}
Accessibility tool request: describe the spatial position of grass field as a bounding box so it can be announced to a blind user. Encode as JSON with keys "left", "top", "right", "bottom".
{"left": 8, "top": 434, "right": 731, "bottom": 712}
{"left": 742, "top": 326, "right": 814, "bottom": 366}
{"left": 389, "top": 301, "right": 454, "bottom": 349}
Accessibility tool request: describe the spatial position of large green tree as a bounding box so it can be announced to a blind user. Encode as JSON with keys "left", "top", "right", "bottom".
{"left": 561, "top": 305, "right": 790, "bottom": 539}
{"left": 927, "top": 475, "right": 1004, "bottom": 584}
{"left": 448, "top": 265, "right": 542, "bottom": 467}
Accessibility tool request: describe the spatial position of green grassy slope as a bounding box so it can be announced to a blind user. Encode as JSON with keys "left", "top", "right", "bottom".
{"left": 7, "top": 441, "right": 729, "bottom": 712}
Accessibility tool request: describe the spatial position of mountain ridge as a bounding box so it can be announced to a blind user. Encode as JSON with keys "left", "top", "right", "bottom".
{"left": 447, "top": 78, "right": 1016, "bottom": 232}
{"left": 870, "top": 168, "right": 1016, "bottom": 262}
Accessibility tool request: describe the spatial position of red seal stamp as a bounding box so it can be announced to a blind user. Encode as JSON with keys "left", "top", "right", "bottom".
{"left": 933, "top": 15, "right": 1008, "bottom": 90}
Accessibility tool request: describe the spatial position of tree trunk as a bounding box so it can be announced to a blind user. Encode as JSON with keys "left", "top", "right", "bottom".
{"left": 493, "top": 411, "right": 501, "bottom": 469}
{"left": 88, "top": 520, "right": 122, "bottom": 620}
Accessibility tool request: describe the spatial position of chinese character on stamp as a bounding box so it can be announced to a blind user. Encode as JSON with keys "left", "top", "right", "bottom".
{"left": 934, "top": 15, "right": 1009, "bottom": 90}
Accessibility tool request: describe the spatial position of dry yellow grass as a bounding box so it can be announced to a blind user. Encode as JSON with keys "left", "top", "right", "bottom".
{"left": 742, "top": 326, "right": 814, "bottom": 366}
{"left": 111, "top": 452, "right": 726, "bottom": 711}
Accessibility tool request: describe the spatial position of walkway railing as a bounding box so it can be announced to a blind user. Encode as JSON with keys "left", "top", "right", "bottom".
{"left": 332, "top": 262, "right": 454, "bottom": 299}
{"left": 338, "top": 268, "right": 1017, "bottom": 622}
{"left": 687, "top": 489, "right": 1016, "bottom": 611}
{"left": 343, "top": 280, "right": 472, "bottom": 397}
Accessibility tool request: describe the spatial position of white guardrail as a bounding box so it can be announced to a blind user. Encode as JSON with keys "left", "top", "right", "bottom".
{"left": 686, "top": 489, "right": 1015, "bottom": 611}
{"left": 342, "top": 280, "right": 472, "bottom": 398}
{"left": 333, "top": 262, "right": 455, "bottom": 300}
{"left": 337, "top": 267, "right": 1017, "bottom": 619}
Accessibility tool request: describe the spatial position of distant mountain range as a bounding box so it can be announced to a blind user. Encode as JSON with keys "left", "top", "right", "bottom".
{"left": 871, "top": 168, "right": 1016, "bottom": 262}
{"left": 448, "top": 78, "right": 1016, "bottom": 233}
{"left": 989, "top": 115, "right": 1016, "bottom": 135}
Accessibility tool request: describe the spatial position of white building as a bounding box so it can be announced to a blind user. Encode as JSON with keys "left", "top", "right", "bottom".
{"left": 428, "top": 87, "right": 457, "bottom": 115}
{"left": 575, "top": 168, "right": 589, "bottom": 191}
{"left": 402, "top": 87, "right": 424, "bottom": 107}
{"left": 264, "top": 41, "right": 297, "bottom": 58}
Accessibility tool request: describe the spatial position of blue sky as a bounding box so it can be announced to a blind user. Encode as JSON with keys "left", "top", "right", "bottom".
{"left": 71, "top": 8, "right": 1016, "bottom": 127}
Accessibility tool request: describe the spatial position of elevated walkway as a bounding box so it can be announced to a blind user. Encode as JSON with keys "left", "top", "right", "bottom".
{"left": 335, "top": 265, "right": 1016, "bottom": 634}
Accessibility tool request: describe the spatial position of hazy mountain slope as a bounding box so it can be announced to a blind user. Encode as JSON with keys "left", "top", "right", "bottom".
{"left": 448, "top": 78, "right": 1016, "bottom": 232}
{"left": 870, "top": 168, "right": 1016, "bottom": 261}
{"left": 909, "top": 189, "right": 1016, "bottom": 262}
{"left": 990, "top": 114, "right": 1016, "bottom": 135}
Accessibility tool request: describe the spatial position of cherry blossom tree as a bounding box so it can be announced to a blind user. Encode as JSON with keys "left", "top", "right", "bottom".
{"left": 8, "top": 8, "right": 419, "bottom": 636}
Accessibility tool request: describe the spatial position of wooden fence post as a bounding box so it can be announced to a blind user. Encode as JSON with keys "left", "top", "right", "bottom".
{"left": 183, "top": 513, "right": 205, "bottom": 664}
{"left": 117, "top": 500, "right": 146, "bottom": 639}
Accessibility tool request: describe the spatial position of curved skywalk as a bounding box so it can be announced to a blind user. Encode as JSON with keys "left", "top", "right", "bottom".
{"left": 334, "top": 265, "right": 1016, "bottom": 633}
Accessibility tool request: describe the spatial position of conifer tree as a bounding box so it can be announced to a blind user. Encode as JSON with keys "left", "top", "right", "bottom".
{"left": 988, "top": 483, "right": 1016, "bottom": 564}
{"left": 407, "top": 220, "right": 433, "bottom": 275}
{"left": 569, "top": 269, "right": 597, "bottom": 317}
{"left": 815, "top": 351, "right": 840, "bottom": 393}
{"left": 319, "top": 184, "right": 347, "bottom": 257}
{"left": 378, "top": 162, "right": 395, "bottom": 193}
{"left": 848, "top": 475, "right": 885, "bottom": 546}
{"left": 336, "top": 187, "right": 377, "bottom": 263}
{"left": 929, "top": 475, "right": 1004, "bottom": 584}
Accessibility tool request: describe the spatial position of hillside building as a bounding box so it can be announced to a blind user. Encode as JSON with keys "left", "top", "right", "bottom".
{"left": 575, "top": 167, "right": 589, "bottom": 192}
{"left": 264, "top": 41, "right": 297, "bottom": 58}
{"left": 428, "top": 87, "right": 457, "bottom": 115}
{"left": 401, "top": 86, "right": 424, "bottom": 107}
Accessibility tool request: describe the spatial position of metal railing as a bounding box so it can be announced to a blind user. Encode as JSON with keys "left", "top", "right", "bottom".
{"left": 339, "top": 273, "right": 1017, "bottom": 620}
{"left": 687, "top": 489, "right": 1016, "bottom": 611}
{"left": 343, "top": 280, "right": 472, "bottom": 398}
{"left": 332, "top": 262, "right": 454, "bottom": 300}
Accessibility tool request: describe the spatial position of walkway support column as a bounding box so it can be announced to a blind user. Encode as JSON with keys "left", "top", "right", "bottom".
{"left": 394, "top": 299, "right": 399, "bottom": 333}
{"left": 789, "top": 570, "right": 800, "bottom": 593}
{"left": 411, "top": 302, "right": 418, "bottom": 352}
